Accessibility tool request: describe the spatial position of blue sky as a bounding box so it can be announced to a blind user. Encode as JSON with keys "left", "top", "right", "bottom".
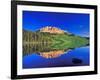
{"left": 23, "top": 11, "right": 90, "bottom": 37}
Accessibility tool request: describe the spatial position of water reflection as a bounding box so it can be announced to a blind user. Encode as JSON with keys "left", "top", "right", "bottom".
{"left": 23, "top": 43, "right": 71, "bottom": 58}
{"left": 37, "top": 50, "right": 71, "bottom": 58}
{"left": 23, "top": 46, "right": 89, "bottom": 68}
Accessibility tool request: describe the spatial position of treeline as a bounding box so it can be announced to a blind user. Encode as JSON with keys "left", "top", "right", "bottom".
{"left": 23, "top": 30, "right": 53, "bottom": 43}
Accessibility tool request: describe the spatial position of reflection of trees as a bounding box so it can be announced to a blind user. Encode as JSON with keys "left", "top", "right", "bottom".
{"left": 23, "top": 43, "right": 53, "bottom": 56}
{"left": 23, "top": 43, "right": 70, "bottom": 57}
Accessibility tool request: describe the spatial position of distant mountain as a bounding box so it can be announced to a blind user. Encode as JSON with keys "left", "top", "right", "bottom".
{"left": 39, "top": 26, "right": 68, "bottom": 34}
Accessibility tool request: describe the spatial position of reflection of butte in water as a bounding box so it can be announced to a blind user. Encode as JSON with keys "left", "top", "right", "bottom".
{"left": 37, "top": 49, "right": 70, "bottom": 59}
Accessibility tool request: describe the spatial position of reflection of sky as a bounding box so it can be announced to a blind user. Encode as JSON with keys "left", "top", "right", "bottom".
{"left": 23, "top": 11, "right": 90, "bottom": 37}
{"left": 23, "top": 46, "right": 89, "bottom": 68}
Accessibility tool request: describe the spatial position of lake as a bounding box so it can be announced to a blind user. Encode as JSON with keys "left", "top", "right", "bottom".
{"left": 23, "top": 45, "right": 89, "bottom": 69}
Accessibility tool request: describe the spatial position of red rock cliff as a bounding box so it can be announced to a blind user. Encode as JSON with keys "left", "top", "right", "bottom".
{"left": 40, "top": 26, "right": 64, "bottom": 34}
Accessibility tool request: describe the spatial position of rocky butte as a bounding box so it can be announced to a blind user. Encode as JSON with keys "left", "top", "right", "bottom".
{"left": 40, "top": 26, "right": 65, "bottom": 34}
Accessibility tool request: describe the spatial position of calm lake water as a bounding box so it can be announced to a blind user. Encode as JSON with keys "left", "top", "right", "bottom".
{"left": 23, "top": 46, "right": 89, "bottom": 69}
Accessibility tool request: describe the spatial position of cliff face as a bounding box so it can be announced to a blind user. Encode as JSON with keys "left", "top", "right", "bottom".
{"left": 40, "top": 26, "right": 64, "bottom": 34}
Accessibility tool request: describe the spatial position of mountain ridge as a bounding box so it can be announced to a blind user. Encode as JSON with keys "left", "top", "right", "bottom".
{"left": 39, "top": 26, "right": 68, "bottom": 34}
